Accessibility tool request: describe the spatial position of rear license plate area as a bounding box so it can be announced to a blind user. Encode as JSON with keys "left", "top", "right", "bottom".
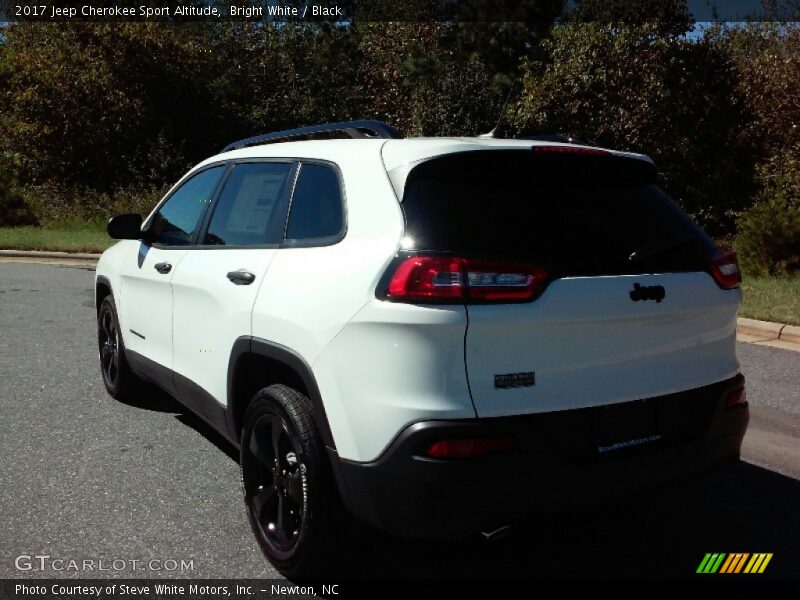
{"left": 592, "top": 399, "right": 659, "bottom": 455}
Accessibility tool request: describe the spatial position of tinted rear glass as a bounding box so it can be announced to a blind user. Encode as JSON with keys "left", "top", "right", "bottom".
{"left": 285, "top": 163, "right": 344, "bottom": 241}
{"left": 401, "top": 150, "right": 716, "bottom": 277}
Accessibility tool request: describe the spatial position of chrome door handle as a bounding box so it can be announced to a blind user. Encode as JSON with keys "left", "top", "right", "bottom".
{"left": 154, "top": 262, "right": 172, "bottom": 274}
{"left": 227, "top": 270, "right": 256, "bottom": 285}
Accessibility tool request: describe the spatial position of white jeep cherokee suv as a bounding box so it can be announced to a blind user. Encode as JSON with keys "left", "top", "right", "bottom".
{"left": 95, "top": 120, "right": 748, "bottom": 576}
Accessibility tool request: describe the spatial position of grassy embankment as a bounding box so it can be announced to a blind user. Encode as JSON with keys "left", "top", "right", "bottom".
{"left": 1, "top": 222, "right": 798, "bottom": 325}
{"left": 0, "top": 220, "right": 111, "bottom": 254}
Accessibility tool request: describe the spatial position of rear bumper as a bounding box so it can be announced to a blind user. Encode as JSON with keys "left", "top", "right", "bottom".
{"left": 333, "top": 375, "right": 748, "bottom": 539}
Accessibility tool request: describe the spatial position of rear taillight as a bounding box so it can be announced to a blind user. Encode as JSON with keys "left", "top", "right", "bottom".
{"left": 425, "top": 435, "right": 518, "bottom": 459}
{"left": 384, "top": 255, "right": 548, "bottom": 303}
{"left": 708, "top": 251, "right": 742, "bottom": 289}
{"left": 725, "top": 388, "right": 747, "bottom": 408}
{"left": 387, "top": 256, "right": 464, "bottom": 300}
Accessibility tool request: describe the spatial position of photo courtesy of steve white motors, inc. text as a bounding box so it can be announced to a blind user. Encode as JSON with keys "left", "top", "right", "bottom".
{"left": 11, "top": 3, "right": 345, "bottom": 19}
{"left": 13, "top": 583, "right": 339, "bottom": 597}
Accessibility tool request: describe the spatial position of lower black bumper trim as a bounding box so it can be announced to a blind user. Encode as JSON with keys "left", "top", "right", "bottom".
{"left": 333, "top": 375, "right": 748, "bottom": 539}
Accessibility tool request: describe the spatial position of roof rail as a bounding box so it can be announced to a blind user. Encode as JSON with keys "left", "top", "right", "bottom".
{"left": 222, "top": 120, "right": 402, "bottom": 152}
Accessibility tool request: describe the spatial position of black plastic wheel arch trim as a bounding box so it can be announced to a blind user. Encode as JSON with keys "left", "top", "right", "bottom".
{"left": 95, "top": 276, "right": 113, "bottom": 309}
{"left": 226, "top": 336, "right": 337, "bottom": 452}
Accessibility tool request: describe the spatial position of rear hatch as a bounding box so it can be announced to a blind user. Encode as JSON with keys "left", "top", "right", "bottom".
{"left": 396, "top": 148, "right": 741, "bottom": 418}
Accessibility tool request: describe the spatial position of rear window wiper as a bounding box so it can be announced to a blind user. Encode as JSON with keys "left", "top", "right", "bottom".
{"left": 628, "top": 235, "right": 700, "bottom": 264}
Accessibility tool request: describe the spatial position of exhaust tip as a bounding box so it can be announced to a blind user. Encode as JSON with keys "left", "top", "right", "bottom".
{"left": 481, "top": 525, "right": 512, "bottom": 542}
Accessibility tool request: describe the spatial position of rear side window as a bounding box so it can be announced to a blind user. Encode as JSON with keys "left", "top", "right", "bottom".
{"left": 400, "top": 150, "right": 716, "bottom": 277}
{"left": 204, "top": 162, "right": 293, "bottom": 246}
{"left": 148, "top": 165, "right": 225, "bottom": 246}
{"left": 285, "top": 163, "right": 344, "bottom": 242}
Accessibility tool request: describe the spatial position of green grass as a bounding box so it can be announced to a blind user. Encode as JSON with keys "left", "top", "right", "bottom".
{"left": 740, "top": 274, "right": 800, "bottom": 326}
{"left": 0, "top": 220, "right": 112, "bottom": 253}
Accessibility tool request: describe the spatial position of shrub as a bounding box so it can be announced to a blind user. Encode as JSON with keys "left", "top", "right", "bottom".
{"left": 108, "top": 185, "right": 169, "bottom": 220}
{"left": 736, "top": 186, "right": 800, "bottom": 276}
{"left": 18, "top": 183, "right": 168, "bottom": 225}
{"left": 0, "top": 165, "right": 38, "bottom": 226}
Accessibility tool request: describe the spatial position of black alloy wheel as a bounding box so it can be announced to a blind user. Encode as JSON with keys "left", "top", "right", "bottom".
{"left": 241, "top": 384, "right": 351, "bottom": 577}
{"left": 97, "top": 295, "right": 138, "bottom": 399}
{"left": 243, "top": 411, "right": 307, "bottom": 559}
{"left": 98, "top": 303, "right": 120, "bottom": 388}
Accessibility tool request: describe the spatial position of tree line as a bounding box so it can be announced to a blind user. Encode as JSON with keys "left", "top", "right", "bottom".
{"left": 0, "top": 1, "right": 798, "bottom": 272}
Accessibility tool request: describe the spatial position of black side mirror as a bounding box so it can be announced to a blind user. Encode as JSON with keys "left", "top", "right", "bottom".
{"left": 107, "top": 213, "right": 143, "bottom": 240}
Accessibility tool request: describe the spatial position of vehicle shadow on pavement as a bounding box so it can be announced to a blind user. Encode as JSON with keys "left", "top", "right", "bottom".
{"left": 133, "top": 400, "right": 800, "bottom": 580}
{"left": 344, "top": 461, "right": 800, "bottom": 579}
{"left": 117, "top": 381, "right": 183, "bottom": 413}
{"left": 116, "top": 382, "right": 240, "bottom": 462}
{"left": 174, "top": 412, "right": 240, "bottom": 463}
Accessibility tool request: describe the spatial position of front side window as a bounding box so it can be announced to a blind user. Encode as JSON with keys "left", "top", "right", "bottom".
{"left": 285, "top": 163, "right": 344, "bottom": 242}
{"left": 148, "top": 165, "right": 226, "bottom": 246}
{"left": 204, "top": 162, "right": 293, "bottom": 246}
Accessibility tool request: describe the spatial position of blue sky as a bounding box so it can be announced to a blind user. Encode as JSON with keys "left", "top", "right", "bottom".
{"left": 687, "top": 0, "right": 767, "bottom": 21}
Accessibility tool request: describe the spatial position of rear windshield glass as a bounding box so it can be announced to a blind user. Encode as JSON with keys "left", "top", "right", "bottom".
{"left": 400, "top": 150, "right": 716, "bottom": 277}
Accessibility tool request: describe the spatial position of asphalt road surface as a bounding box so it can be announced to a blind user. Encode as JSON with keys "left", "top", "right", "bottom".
{"left": 1, "top": 262, "right": 798, "bottom": 580}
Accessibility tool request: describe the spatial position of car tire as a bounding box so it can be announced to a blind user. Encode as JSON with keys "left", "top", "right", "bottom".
{"left": 97, "top": 295, "right": 140, "bottom": 399}
{"left": 241, "top": 384, "right": 350, "bottom": 578}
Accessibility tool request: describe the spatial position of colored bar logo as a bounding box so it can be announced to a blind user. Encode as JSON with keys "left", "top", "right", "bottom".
{"left": 697, "top": 553, "right": 773, "bottom": 574}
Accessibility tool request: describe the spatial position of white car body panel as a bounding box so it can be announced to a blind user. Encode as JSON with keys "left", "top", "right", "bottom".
{"left": 171, "top": 249, "right": 277, "bottom": 406}
{"left": 115, "top": 242, "right": 186, "bottom": 371}
{"left": 380, "top": 138, "right": 652, "bottom": 172}
{"left": 464, "top": 272, "right": 741, "bottom": 418}
{"left": 312, "top": 301, "right": 475, "bottom": 461}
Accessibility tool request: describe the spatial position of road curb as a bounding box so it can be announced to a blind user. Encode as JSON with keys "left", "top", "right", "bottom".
{"left": 737, "top": 317, "right": 800, "bottom": 351}
{"left": 0, "top": 249, "right": 102, "bottom": 260}
{"left": 737, "top": 317, "right": 783, "bottom": 341}
{"left": 780, "top": 324, "right": 800, "bottom": 345}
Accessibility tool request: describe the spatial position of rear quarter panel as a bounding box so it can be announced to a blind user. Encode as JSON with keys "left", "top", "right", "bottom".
{"left": 251, "top": 149, "right": 416, "bottom": 460}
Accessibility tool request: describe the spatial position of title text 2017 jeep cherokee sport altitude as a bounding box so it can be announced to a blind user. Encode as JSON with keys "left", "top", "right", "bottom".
{"left": 95, "top": 120, "right": 748, "bottom": 576}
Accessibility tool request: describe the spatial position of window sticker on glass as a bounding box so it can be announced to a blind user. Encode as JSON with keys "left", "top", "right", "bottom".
{"left": 205, "top": 163, "right": 292, "bottom": 246}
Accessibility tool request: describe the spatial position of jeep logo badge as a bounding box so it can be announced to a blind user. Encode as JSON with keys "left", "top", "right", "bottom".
{"left": 630, "top": 283, "right": 666, "bottom": 303}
